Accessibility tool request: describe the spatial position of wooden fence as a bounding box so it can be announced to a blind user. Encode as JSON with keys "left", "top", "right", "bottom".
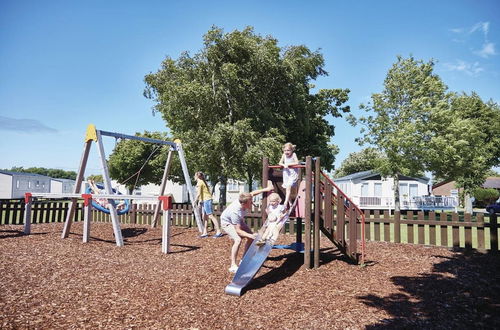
{"left": 1, "top": 199, "right": 498, "bottom": 251}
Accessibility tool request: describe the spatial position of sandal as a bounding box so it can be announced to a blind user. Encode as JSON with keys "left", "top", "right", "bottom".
{"left": 213, "top": 233, "right": 224, "bottom": 238}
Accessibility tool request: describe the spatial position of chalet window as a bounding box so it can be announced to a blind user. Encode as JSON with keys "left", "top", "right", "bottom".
{"left": 227, "top": 181, "right": 239, "bottom": 192}
{"left": 399, "top": 184, "right": 409, "bottom": 197}
{"left": 374, "top": 183, "right": 382, "bottom": 197}
{"left": 16, "top": 180, "right": 20, "bottom": 189}
{"left": 409, "top": 184, "right": 418, "bottom": 198}
{"left": 28, "top": 181, "right": 31, "bottom": 189}
{"left": 361, "top": 183, "right": 369, "bottom": 196}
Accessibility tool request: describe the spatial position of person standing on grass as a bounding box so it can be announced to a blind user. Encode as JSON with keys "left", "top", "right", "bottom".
{"left": 220, "top": 183, "right": 274, "bottom": 273}
{"left": 194, "top": 171, "right": 222, "bottom": 238}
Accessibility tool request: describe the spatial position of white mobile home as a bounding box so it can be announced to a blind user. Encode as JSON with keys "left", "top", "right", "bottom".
{"left": 334, "top": 170, "right": 432, "bottom": 210}
{"left": 0, "top": 170, "right": 51, "bottom": 199}
{"left": 50, "top": 178, "right": 76, "bottom": 194}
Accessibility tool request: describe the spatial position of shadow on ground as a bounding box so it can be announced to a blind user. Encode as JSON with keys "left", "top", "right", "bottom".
{"left": 359, "top": 250, "right": 500, "bottom": 329}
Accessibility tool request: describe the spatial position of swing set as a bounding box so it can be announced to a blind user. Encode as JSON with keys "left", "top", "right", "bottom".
{"left": 23, "top": 124, "right": 202, "bottom": 248}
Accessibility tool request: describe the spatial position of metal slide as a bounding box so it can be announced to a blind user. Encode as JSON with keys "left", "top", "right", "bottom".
{"left": 225, "top": 234, "right": 274, "bottom": 296}
{"left": 225, "top": 189, "right": 303, "bottom": 296}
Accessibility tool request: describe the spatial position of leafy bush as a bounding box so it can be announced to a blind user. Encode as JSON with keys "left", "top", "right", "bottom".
{"left": 472, "top": 188, "right": 500, "bottom": 207}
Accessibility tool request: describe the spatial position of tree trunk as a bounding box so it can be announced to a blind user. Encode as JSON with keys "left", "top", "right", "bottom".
{"left": 219, "top": 176, "right": 227, "bottom": 206}
{"left": 464, "top": 192, "right": 473, "bottom": 214}
{"left": 247, "top": 170, "right": 253, "bottom": 193}
{"left": 394, "top": 174, "right": 400, "bottom": 213}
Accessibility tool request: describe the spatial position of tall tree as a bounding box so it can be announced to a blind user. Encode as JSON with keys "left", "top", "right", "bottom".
{"left": 143, "top": 26, "right": 350, "bottom": 203}
{"left": 334, "top": 147, "right": 386, "bottom": 178}
{"left": 356, "top": 56, "right": 449, "bottom": 212}
{"left": 427, "top": 92, "right": 500, "bottom": 213}
{"left": 108, "top": 132, "right": 172, "bottom": 192}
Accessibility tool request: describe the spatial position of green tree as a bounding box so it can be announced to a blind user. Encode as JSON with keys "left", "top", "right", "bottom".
{"left": 334, "top": 147, "right": 386, "bottom": 178}
{"left": 427, "top": 92, "right": 500, "bottom": 212}
{"left": 108, "top": 132, "right": 172, "bottom": 192}
{"left": 355, "top": 56, "right": 449, "bottom": 212}
{"left": 86, "top": 174, "right": 103, "bottom": 183}
{"left": 143, "top": 26, "right": 350, "bottom": 204}
{"left": 5, "top": 166, "right": 77, "bottom": 180}
{"left": 472, "top": 188, "right": 499, "bottom": 207}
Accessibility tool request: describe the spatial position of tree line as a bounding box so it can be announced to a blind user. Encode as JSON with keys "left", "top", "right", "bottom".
{"left": 106, "top": 27, "right": 499, "bottom": 209}
{"left": 2, "top": 166, "right": 77, "bottom": 180}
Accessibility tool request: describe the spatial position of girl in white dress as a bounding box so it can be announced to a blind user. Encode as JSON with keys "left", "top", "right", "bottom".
{"left": 278, "top": 142, "right": 299, "bottom": 208}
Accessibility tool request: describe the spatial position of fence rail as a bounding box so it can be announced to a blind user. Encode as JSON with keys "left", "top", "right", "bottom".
{"left": 1, "top": 199, "right": 498, "bottom": 251}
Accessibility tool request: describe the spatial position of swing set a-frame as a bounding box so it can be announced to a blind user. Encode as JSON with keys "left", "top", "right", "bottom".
{"left": 59, "top": 124, "right": 203, "bottom": 247}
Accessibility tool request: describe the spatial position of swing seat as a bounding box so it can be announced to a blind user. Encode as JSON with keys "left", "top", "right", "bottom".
{"left": 85, "top": 183, "right": 130, "bottom": 215}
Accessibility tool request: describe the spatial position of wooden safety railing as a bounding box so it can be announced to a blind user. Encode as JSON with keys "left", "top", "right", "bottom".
{"left": 319, "top": 171, "right": 366, "bottom": 264}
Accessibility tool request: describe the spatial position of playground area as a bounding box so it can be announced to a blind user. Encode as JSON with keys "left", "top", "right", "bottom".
{"left": 1, "top": 222, "right": 499, "bottom": 329}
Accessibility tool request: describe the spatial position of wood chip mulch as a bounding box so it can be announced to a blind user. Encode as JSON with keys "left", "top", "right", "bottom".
{"left": 1, "top": 222, "right": 499, "bottom": 329}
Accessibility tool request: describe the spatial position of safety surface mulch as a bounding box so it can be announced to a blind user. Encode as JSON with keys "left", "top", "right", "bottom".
{"left": 1, "top": 222, "right": 499, "bottom": 329}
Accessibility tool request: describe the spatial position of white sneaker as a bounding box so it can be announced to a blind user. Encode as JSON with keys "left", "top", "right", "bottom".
{"left": 228, "top": 265, "right": 238, "bottom": 273}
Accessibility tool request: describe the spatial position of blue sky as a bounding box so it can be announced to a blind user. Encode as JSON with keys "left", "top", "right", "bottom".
{"left": 1, "top": 0, "right": 499, "bottom": 177}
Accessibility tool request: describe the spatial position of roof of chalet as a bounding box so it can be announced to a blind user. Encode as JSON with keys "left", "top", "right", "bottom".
{"left": 334, "top": 170, "right": 429, "bottom": 184}
{"left": 334, "top": 170, "right": 376, "bottom": 181}
{"left": 432, "top": 177, "right": 500, "bottom": 190}
{"left": 482, "top": 177, "right": 500, "bottom": 189}
{"left": 50, "top": 178, "right": 76, "bottom": 183}
{"left": 0, "top": 170, "right": 51, "bottom": 178}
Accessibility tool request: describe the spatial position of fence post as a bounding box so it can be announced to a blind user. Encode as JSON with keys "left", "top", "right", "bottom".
{"left": 491, "top": 214, "right": 498, "bottom": 253}
{"left": 394, "top": 211, "right": 401, "bottom": 243}
{"left": 23, "top": 193, "right": 33, "bottom": 234}
{"left": 130, "top": 203, "right": 137, "bottom": 224}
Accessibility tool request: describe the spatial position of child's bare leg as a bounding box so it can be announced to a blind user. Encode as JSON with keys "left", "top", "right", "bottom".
{"left": 270, "top": 223, "right": 284, "bottom": 241}
{"left": 209, "top": 214, "right": 221, "bottom": 235}
{"left": 284, "top": 187, "right": 291, "bottom": 207}
{"left": 202, "top": 215, "right": 208, "bottom": 236}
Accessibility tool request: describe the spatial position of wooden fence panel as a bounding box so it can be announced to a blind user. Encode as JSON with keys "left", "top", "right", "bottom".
{"left": 464, "top": 213, "right": 472, "bottom": 249}
{"left": 364, "top": 210, "right": 371, "bottom": 241}
{"left": 476, "top": 213, "right": 485, "bottom": 251}
{"left": 374, "top": 210, "right": 381, "bottom": 242}
{"left": 417, "top": 211, "right": 425, "bottom": 245}
{"left": 2, "top": 199, "right": 499, "bottom": 253}
{"left": 429, "top": 212, "right": 436, "bottom": 246}
{"left": 452, "top": 213, "right": 460, "bottom": 247}
{"left": 383, "top": 210, "right": 390, "bottom": 242}
{"left": 407, "top": 211, "right": 414, "bottom": 244}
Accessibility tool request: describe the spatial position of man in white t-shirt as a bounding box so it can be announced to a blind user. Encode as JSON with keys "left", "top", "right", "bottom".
{"left": 221, "top": 183, "right": 273, "bottom": 273}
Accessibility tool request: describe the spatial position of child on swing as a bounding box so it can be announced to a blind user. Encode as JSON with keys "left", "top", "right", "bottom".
{"left": 279, "top": 142, "right": 299, "bottom": 208}
{"left": 88, "top": 179, "right": 126, "bottom": 210}
{"left": 255, "top": 192, "right": 287, "bottom": 246}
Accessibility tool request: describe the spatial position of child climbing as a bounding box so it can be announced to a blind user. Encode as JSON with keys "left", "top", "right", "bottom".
{"left": 194, "top": 171, "right": 222, "bottom": 238}
{"left": 255, "top": 192, "right": 286, "bottom": 246}
{"left": 279, "top": 142, "right": 299, "bottom": 208}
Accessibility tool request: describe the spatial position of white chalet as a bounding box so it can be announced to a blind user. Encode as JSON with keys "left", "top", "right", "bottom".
{"left": 334, "top": 170, "right": 437, "bottom": 210}
{"left": 0, "top": 170, "right": 51, "bottom": 199}
{"left": 50, "top": 178, "right": 76, "bottom": 194}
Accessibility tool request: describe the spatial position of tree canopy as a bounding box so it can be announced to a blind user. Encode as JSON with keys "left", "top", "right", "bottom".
{"left": 355, "top": 55, "right": 449, "bottom": 211}
{"left": 108, "top": 131, "right": 171, "bottom": 192}
{"left": 142, "top": 26, "right": 350, "bottom": 195}
{"left": 426, "top": 92, "right": 500, "bottom": 211}
{"left": 334, "top": 147, "right": 386, "bottom": 178}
